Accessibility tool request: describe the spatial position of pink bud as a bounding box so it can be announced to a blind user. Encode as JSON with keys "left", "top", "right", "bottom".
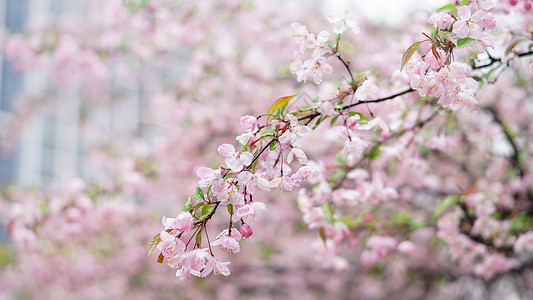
{"left": 346, "top": 116, "right": 359, "bottom": 131}
{"left": 364, "top": 213, "right": 375, "bottom": 222}
{"left": 240, "top": 223, "right": 253, "bottom": 238}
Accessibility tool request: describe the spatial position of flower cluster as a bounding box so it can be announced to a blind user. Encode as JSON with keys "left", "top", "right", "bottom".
{"left": 403, "top": 4, "right": 499, "bottom": 110}
{"left": 289, "top": 12, "right": 359, "bottom": 84}
{"left": 151, "top": 108, "right": 318, "bottom": 278}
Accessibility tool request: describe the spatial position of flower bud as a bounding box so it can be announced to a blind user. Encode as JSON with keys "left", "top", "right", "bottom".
{"left": 240, "top": 223, "right": 253, "bottom": 238}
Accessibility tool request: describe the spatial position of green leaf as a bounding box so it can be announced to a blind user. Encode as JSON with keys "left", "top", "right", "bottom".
{"left": 431, "top": 27, "right": 439, "bottom": 40}
{"left": 388, "top": 211, "right": 409, "bottom": 226}
{"left": 268, "top": 94, "right": 299, "bottom": 115}
{"left": 511, "top": 212, "right": 533, "bottom": 232}
{"left": 328, "top": 169, "right": 347, "bottom": 185}
{"left": 336, "top": 153, "right": 346, "bottom": 165}
{"left": 337, "top": 215, "right": 357, "bottom": 229}
{"left": 192, "top": 187, "right": 205, "bottom": 202}
{"left": 364, "top": 145, "right": 382, "bottom": 160}
{"left": 195, "top": 231, "right": 202, "bottom": 246}
{"left": 182, "top": 199, "right": 193, "bottom": 212}
{"left": 437, "top": 4, "right": 457, "bottom": 11}
{"left": 322, "top": 202, "right": 334, "bottom": 225}
{"left": 456, "top": 37, "right": 475, "bottom": 48}
{"left": 270, "top": 141, "right": 278, "bottom": 151}
{"left": 227, "top": 204, "right": 234, "bottom": 215}
{"left": 259, "top": 127, "right": 277, "bottom": 135}
{"left": 193, "top": 202, "right": 207, "bottom": 215}
{"left": 313, "top": 116, "right": 324, "bottom": 129}
{"left": 400, "top": 41, "right": 424, "bottom": 71}
{"left": 354, "top": 72, "right": 368, "bottom": 86}
{"left": 462, "top": 0, "right": 468, "bottom": 5}
{"left": 432, "top": 195, "right": 460, "bottom": 222}
{"left": 148, "top": 233, "right": 161, "bottom": 257}
{"left": 330, "top": 115, "right": 339, "bottom": 126}
{"left": 201, "top": 204, "right": 213, "bottom": 218}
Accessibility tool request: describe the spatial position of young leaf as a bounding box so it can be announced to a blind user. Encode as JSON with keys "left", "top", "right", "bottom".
{"left": 148, "top": 233, "right": 161, "bottom": 257}
{"left": 456, "top": 37, "right": 475, "bottom": 48}
{"left": 268, "top": 94, "right": 299, "bottom": 115}
{"left": 322, "top": 202, "right": 334, "bottom": 225}
{"left": 227, "top": 204, "right": 234, "bottom": 215}
{"left": 192, "top": 187, "right": 205, "bottom": 202}
{"left": 270, "top": 141, "right": 278, "bottom": 151}
{"left": 195, "top": 231, "right": 202, "bottom": 246}
{"left": 201, "top": 204, "right": 213, "bottom": 218}
{"left": 437, "top": 4, "right": 457, "bottom": 11}
{"left": 259, "top": 127, "right": 277, "bottom": 135}
{"left": 330, "top": 115, "right": 339, "bottom": 126}
{"left": 432, "top": 195, "right": 460, "bottom": 222}
{"left": 182, "top": 199, "right": 193, "bottom": 212}
{"left": 400, "top": 41, "right": 424, "bottom": 71}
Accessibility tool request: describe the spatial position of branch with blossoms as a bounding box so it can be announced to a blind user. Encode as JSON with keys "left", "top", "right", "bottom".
{"left": 150, "top": 0, "right": 533, "bottom": 280}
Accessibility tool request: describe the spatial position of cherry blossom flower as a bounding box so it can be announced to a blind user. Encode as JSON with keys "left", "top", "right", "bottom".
{"left": 197, "top": 167, "right": 220, "bottom": 188}
{"left": 162, "top": 211, "right": 194, "bottom": 233}
{"left": 213, "top": 260, "right": 231, "bottom": 277}
{"left": 157, "top": 230, "right": 186, "bottom": 257}
{"left": 181, "top": 248, "right": 216, "bottom": 278}
{"left": 279, "top": 114, "right": 311, "bottom": 146}
{"left": 211, "top": 229, "right": 242, "bottom": 253}
{"left": 355, "top": 80, "right": 379, "bottom": 101}
{"left": 218, "top": 143, "right": 253, "bottom": 172}
{"left": 270, "top": 175, "right": 299, "bottom": 192}
{"left": 327, "top": 11, "right": 359, "bottom": 34}
{"left": 236, "top": 202, "right": 267, "bottom": 220}
{"left": 428, "top": 12, "right": 453, "bottom": 30}
{"left": 287, "top": 147, "right": 307, "bottom": 164}
{"left": 454, "top": 6, "right": 484, "bottom": 38}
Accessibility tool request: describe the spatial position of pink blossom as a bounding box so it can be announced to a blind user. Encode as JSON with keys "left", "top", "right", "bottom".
{"left": 453, "top": 6, "right": 484, "bottom": 38}
{"left": 287, "top": 147, "right": 307, "bottom": 164}
{"left": 197, "top": 167, "right": 220, "bottom": 188}
{"left": 180, "top": 248, "right": 216, "bottom": 278}
{"left": 162, "top": 211, "right": 194, "bottom": 233}
{"left": 312, "top": 31, "right": 331, "bottom": 58}
{"left": 236, "top": 202, "right": 267, "bottom": 220}
{"left": 239, "top": 115, "right": 258, "bottom": 132}
{"left": 292, "top": 165, "right": 320, "bottom": 182}
{"left": 217, "top": 144, "right": 253, "bottom": 172}
{"left": 327, "top": 11, "right": 359, "bottom": 34}
{"left": 472, "top": 0, "right": 496, "bottom": 10}
{"left": 428, "top": 12, "right": 454, "bottom": 30}
{"left": 346, "top": 115, "right": 360, "bottom": 131}
{"left": 481, "top": 12, "right": 496, "bottom": 30}
{"left": 157, "top": 230, "right": 186, "bottom": 257}
{"left": 212, "top": 180, "right": 244, "bottom": 206}
{"left": 301, "top": 56, "right": 333, "bottom": 84}
{"left": 355, "top": 80, "right": 379, "bottom": 101}
{"left": 279, "top": 114, "right": 311, "bottom": 146}
{"left": 270, "top": 175, "right": 299, "bottom": 191}
{"left": 211, "top": 229, "right": 242, "bottom": 253}
{"left": 213, "top": 260, "right": 231, "bottom": 277}
{"left": 514, "top": 231, "right": 533, "bottom": 253}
